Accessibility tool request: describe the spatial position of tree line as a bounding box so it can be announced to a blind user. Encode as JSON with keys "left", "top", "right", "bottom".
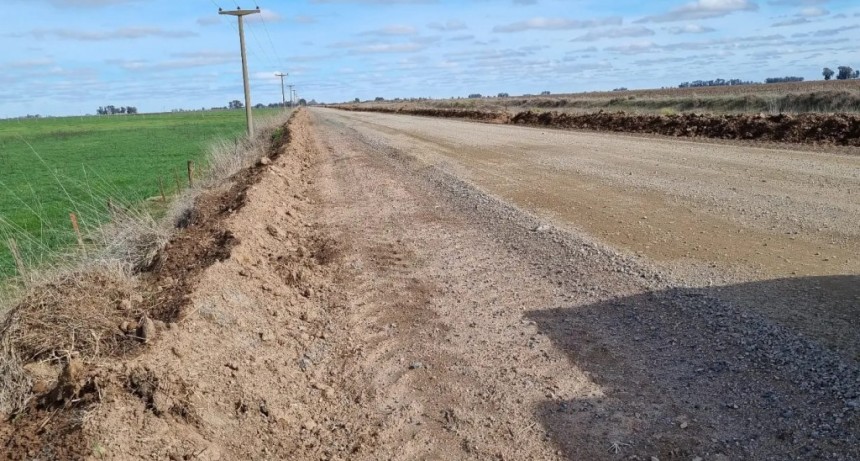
{"left": 822, "top": 66, "right": 860, "bottom": 80}
{"left": 96, "top": 105, "right": 138, "bottom": 115}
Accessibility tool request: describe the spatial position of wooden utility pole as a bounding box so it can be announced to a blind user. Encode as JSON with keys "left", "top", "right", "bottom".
{"left": 219, "top": 6, "right": 260, "bottom": 135}
{"left": 288, "top": 85, "right": 295, "bottom": 107}
{"left": 275, "top": 72, "right": 288, "bottom": 110}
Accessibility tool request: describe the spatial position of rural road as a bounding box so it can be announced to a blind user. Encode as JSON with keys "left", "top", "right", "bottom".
{"left": 40, "top": 109, "right": 857, "bottom": 460}
{"left": 301, "top": 108, "right": 859, "bottom": 460}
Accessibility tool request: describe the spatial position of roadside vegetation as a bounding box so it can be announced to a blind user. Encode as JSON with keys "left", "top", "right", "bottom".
{"left": 0, "top": 109, "right": 279, "bottom": 280}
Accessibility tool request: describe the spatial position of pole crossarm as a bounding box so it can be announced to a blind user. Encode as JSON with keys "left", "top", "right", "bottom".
{"left": 275, "top": 73, "right": 288, "bottom": 111}
{"left": 219, "top": 8, "right": 260, "bottom": 16}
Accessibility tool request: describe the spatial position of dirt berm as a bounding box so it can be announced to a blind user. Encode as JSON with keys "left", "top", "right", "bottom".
{"left": 333, "top": 105, "right": 860, "bottom": 146}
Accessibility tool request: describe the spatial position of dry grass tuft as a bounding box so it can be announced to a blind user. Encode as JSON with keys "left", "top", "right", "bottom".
{"left": 0, "top": 334, "right": 31, "bottom": 415}
{"left": 2, "top": 260, "right": 138, "bottom": 364}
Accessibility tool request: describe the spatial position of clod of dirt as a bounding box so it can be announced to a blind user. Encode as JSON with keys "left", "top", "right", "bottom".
{"left": 46, "top": 357, "right": 84, "bottom": 405}
{"left": 137, "top": 316, "right": 156, "bottom": 343}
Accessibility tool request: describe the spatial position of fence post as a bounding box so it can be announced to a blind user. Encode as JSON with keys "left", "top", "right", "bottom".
{"left": 159, "top": 177, "right": 167, "bottom": 202}
{"left": 69, "top": 212, "right": 85, "bottom": 252}
{"left": 187, "top": 160, "right": 194, "bottom": 187}
{"left": 7, "top": 238, "right": 25, "bottom": 278}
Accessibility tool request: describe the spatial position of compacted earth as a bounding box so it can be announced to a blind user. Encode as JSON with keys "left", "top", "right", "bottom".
{"left": 1, "top": 108, "right": 858, "bottom": 460}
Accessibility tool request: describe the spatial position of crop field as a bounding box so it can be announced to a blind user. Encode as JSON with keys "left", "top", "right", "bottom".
{"left": 0, "top": 109, "right": 278, "bottom": 278}
{"left": 357, "top": 79, "right": 860, "bottom": 115}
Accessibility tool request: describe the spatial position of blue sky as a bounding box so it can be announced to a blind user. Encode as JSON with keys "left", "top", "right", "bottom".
{"left": 1, "top": 0, "right": 859, "bottom": 117}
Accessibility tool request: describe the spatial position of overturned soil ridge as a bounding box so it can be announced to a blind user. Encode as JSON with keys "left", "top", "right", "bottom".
{"left": 335, "top": 105, "right": 509, "bottom": 123}
{"left": 0, "top": 115, "right": 294, "bottom": 459}
{"left": 334, "top": 105, "right": 860, "bottom": 146}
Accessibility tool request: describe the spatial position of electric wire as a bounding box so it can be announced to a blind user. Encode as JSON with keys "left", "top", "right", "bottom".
{"left": 227, "top": 0, "right": 279, "bottom": 70}
{"left": 257, "top": 5, "right": 286, "bottom": 71}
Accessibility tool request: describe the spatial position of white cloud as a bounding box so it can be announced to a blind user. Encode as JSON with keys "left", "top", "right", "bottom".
{"left": 636, "top": 0, "right": 758, "bottom": 23}
{"left": 772, "top": 17, "right": 811, "bottom": 26}
{"left": 768, "top": 0, "right": 827, "bottom": 5}
{"left": 570, "top": 26, "right": 655, "bottom": 42}
{"left": 197, "top": 16, "right": 220, "bottom": 26}
{"left": 667, "top": 24, "right": 716, "bottom": 34}
{"left": 360, "top": 25, "right": 418, "bottom": 36}
{"left": 428, "top": 20, "right": 467, "bottom": 31}
{"left": 798, "top": 6, "right": 828, "bottom": 16}
{"left": 31, "top": 0, "right": 138, "bottom": 7}
{"left": 244, "top": 9, "right": 283, "bottom": 23}
{"left": 18, "top": 27, "right": 196, "bottom": 41}
{"left": 493, "top": 17, "right": 622, "bottom": 33}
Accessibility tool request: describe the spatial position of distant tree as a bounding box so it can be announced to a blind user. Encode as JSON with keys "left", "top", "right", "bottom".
{"left": 836, "top": 66, "right": 854, "bottom": 80}
{"left": 613, "top": 87, "right": 628, "bottom": 91}
{"left": 254, "top": 103, "right": 265, "bottom": 109}
{"left": 764, "top": 76, "right": 804, "bottom": 84}
{"left": 540, "top": 91, "right": 551, "bottom": 95}
{"left": 126, "top": 106, "right": 138, "bottom": 114}
{"left": 354, "top": 98, "right": 360, "bottom": 103}
{"left": 228, "top": 99, "right": 244, "bottom": 109}
{"left": 823, "top": 67, "right": 834, "bottom": 80}
{"left": 854, "top": 70, "right": 860, "bottom": 79}
{"left": 298, "top": 98, "right": 307, "bottom": 106}
{"left": 497, "top": 92, "right": 509, "bottom": 98}
{"left": 374, "top": 97, "right": 385, "bottom": 102}
{"left": 679, "top": 78, "right": 756, "bottom": 88}
{"left": 468, "top": 93, "right": 482, "bottom": 98}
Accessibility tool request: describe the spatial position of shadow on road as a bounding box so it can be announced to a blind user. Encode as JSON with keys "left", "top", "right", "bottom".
{"left": 528, "top": 275, "right": 860, "bottom": 460}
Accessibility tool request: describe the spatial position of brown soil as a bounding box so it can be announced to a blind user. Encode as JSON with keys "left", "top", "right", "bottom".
{"left": 334, "top": 105, "right": 860, "bottom": 146}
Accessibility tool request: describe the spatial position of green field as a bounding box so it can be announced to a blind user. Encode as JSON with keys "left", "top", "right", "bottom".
{"left": 0, "top": 109, "right": 277, "bottom": 278}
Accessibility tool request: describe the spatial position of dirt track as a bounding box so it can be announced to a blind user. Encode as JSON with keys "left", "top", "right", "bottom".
{"left": 3, "top": 109, "right": 858, "bottom": 460}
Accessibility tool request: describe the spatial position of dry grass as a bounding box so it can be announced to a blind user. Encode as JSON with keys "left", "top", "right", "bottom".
{"left": 0, "top": 110, "right": 292, "bottom": 416}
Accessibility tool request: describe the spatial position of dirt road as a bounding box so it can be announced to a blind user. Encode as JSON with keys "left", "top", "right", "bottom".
{"left": 8, "top": 109, "right": 856, "bottom": 460}
{"left": 302, "top": 109, "right": 858, "bottom": 460}
{"left": 315, "top": 108, "right": 860, "bottom": 358}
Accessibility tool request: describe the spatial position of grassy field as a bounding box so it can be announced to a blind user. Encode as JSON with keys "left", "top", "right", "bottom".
{"left": 0, "top": 109, "right": 279, "bottom": 278}
{"left": 354, "top": 80, "right": 860, "bottom": 115}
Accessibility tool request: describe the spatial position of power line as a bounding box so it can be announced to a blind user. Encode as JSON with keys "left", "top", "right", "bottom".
{"left": 228, "top": 0, "right": 278, "bottom": 70}
{"left": 257, "top": 5, "right": 285, "bottom": 70}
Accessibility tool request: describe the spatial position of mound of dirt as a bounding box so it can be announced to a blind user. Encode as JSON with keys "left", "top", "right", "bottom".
{"left": 337, "top": 105, "right": 510, "bottom": 123}
{"left": 511, "top": 110, "right": 860, "bottom": 145}
{"left": 334, "top": 105, "right": 860, "bottom": 145}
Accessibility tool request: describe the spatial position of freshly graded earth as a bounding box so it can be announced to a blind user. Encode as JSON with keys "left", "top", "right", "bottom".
{"left": 3, "top": 108, "right": 858, "bottom": 460}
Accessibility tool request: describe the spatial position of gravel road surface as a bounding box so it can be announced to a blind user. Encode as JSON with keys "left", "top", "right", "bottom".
{"left": 304, "top": 109, "right": 859, "bottom": 460}
{"left": 315, "top": 108, "right": 860, "bottom": 359}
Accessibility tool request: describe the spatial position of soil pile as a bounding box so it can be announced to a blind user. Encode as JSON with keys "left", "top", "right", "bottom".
{"left": 337, "top": 105, "right": 510, "bottom": 123}
{"left": 334, "top": 105, "right": 860, "bottom": 145}
{"left": 511, "top": 110, "right": 860, "bottom": 145}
